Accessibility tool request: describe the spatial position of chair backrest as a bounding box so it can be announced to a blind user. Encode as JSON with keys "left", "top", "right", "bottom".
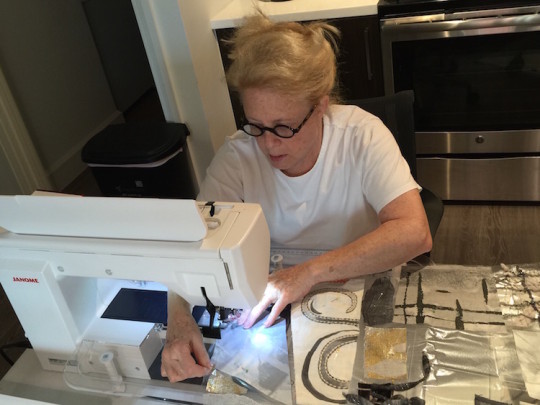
{"left": 348, "top": 90, "right": 417, "bottom": 178}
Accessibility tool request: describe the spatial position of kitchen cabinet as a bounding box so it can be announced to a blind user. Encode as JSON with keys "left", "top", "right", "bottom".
{"left": 215, "top": 14, "right": 384, "bottom": 126}
{"left": 331, "top": 15, "right": 384, "bottom": 101}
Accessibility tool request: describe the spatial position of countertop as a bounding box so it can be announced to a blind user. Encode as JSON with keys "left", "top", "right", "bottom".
{"left": 211, "top": 0, "right": 379, "bottom": 29}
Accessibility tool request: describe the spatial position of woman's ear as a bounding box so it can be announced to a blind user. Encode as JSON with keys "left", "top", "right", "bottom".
{"left": 318, "top": 95, "right": 330, "bottom": 114}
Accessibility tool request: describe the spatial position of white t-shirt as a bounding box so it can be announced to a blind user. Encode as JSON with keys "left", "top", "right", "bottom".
{"left": 198, "top": 104, "right": 419, "bottom": 250}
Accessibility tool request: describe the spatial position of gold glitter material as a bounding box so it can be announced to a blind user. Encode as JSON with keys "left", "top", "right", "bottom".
{"left": 364, "top": 327, "right": 407, "bottom": 381}
{"left": 205, "top": 368, "right": 248, "bottom": 395}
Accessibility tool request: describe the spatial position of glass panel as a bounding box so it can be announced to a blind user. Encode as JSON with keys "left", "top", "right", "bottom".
{"left": 392, "top": 31, "right": 540, "bottom": 131}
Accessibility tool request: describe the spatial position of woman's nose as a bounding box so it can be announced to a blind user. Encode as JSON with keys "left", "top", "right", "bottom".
{"left": 262, "top": 130, "right": 281, "bottom": 148}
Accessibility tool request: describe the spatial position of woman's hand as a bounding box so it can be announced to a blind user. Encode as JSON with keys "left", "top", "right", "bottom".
{"left": 238, "top": 263, "right": 314, "bottom": 329}
{"left": 161, "top": 293, "right": 213, "bottom": 382}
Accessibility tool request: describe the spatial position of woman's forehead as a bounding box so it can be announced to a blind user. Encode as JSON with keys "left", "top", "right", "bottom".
{"left": 241, "top": 88, "right": 309, "bottom": 117}
{"left": 242, "top": 87, "right": 306, "bottom": 105}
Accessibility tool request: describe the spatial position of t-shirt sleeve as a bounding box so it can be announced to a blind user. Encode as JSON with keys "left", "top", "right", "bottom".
{"left": 358, "top": 117, "right": 420, "bottom": 214}
{"left": 197, "top": 138, "right": 245, "bottom": 202}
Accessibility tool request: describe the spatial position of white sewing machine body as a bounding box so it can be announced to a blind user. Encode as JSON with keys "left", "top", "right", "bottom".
{"left": 0, "top": 196, "right": 270, "bottom": 387}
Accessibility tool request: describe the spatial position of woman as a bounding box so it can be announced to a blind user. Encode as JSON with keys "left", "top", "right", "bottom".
{"left": 161, "top": 12, "right": 432, "bottom": 383}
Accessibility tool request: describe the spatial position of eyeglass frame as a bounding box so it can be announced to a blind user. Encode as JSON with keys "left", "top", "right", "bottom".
{"left": 240, "top": 105, "right": 316, "bottom": 139}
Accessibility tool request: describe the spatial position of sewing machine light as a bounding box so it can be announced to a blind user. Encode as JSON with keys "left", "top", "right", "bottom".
{"left": 251, "top": 331, "right": 270, "bottom": 348}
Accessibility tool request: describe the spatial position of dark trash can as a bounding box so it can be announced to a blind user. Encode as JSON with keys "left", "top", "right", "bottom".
{"left": 81, "top": 122, "right": 196, "bottom": 199}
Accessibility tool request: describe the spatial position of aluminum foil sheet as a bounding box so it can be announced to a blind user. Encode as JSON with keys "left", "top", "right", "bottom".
{"left": 206, "top": 368, "right": 247, "bottom": 395}
{"left": 493, "top": 263, "right": 540, "bottom": 329}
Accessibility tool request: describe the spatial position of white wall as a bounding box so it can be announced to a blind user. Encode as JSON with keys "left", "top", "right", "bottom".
{"left": 0, "top": 66, "right": 52, "bottom": 195}
{"left": 133, "top": 0, "right": 237, "bottom": 187}
{"left": 0, "top": 0, "right": 237, "bottom": 194}
{"left": 83, "top": 0, "right": 155, "bottom": 112}
{"left": 0, "top": 0, "right": 120, "bottom": 191}
{"left": 0, "top": 149, "right": 21, "bottom": 195}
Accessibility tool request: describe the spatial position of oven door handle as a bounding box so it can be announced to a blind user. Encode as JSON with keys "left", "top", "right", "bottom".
{"left": 363, "top": 26, "right": 373, "bottom": 81}
{"left": 381, "top": 7, "right": 540, "bottom": 38}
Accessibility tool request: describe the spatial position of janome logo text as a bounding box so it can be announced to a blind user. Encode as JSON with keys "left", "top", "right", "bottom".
{"left": 13, "top": 277, "right": 39, "bottom": 283}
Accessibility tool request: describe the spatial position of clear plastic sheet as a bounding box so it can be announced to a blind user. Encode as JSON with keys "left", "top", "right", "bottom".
{"left": 512, "top": 330, "right": 540, "bottom": 399}
{"left": 353, "top": 324, "right": 427, "bottom": 387}
{"left": 393, "top": 265, "right": 505, "bottom": 333}
{"left": 348, "top": 269, "right": 428, "bottom": 404}
{"left": 363, "top": 326, "right": 407, "bottom": 382}
{"left": 348, "top": 322, "right": 430, "bottom": 404}
{"left": 63, "top": 332, "right": 286, "bottom": 404}
{"left": 421, "top": 327, "right": 530, "bottom": 403}
{"left": 346, "top": 263, "right": 540, "bottom": 404}
{"left": 348, "top": 325, "right": 537, "bottom": 404}
{"left": 274, "top": 247, "right": 366, "bottom": 404}
{"left": 210, "top": 311, "right": 292, "bottom": 404}
{"left": 494, "top": 263, "right": 540, "bottom": 399}
{"left": 63, "top": 339, "right": 209, "bottom": 401}
{"left": 290, "top": 278, "right": 365, "bottom": 404}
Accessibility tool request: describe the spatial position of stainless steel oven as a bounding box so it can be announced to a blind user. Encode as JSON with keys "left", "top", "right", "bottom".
{"left": 379, "top": 1, "right": 540, "bottom": 201}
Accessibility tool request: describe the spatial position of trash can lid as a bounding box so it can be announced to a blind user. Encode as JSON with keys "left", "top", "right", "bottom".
{"left": 81, "top": 122, "right": 189, "bottom": 165}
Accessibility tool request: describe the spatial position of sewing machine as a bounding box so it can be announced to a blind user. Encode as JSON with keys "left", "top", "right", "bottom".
{"left": 0, "top": 195, "right": 270, "bottom": 398}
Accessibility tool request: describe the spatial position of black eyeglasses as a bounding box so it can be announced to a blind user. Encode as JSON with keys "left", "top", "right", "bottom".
{"left": 240, "top": 106, "right": 316, "bottom": 139}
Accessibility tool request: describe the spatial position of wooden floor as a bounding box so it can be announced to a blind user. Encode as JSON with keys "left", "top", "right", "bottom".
{"left": 430, "top": 204, "right": 540, "bottom": 266}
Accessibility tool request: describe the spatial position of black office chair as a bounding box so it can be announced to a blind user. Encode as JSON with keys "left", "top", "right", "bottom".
{"left": 348, "top": 90, "right": 444, "bottom": 241}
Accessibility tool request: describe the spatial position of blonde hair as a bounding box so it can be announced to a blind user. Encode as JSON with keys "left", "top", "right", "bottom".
{"left": 225, "top": 13, "right": 341, "bottom": 105}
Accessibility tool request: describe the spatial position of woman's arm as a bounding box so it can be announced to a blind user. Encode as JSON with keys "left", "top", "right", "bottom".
{"left": 238, "top": 188, "right": 432, "bottom": 328}
{"left": 160, "top": 292, "right": 213, "bottom": 382}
